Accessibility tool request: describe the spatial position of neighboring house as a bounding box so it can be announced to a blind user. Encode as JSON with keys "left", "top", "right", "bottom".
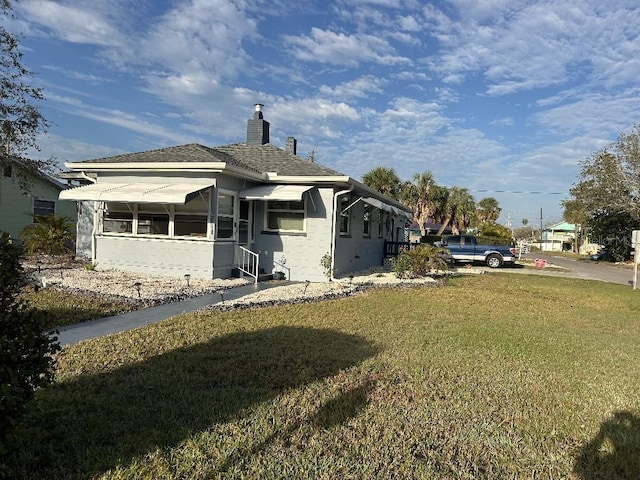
{"left": 408, "top": 221, "right": 453, "bottom": 243}
{"left": 59, "top": 105, "right": 412, "bottom": 282}
{"left": 0, "top": 157, "right": 77, "bottom": 240}
{"left": 541, "top": 221, "right": 579, "bottom": 252}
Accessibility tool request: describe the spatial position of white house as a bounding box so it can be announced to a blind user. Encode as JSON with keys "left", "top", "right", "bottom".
{"left": 60, "top": 105, "right": 412, "bottom": 282}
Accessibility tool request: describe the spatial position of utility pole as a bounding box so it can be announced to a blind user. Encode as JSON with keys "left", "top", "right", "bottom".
{"left": 539, "top": 208, "right": 543, "bottom": 242}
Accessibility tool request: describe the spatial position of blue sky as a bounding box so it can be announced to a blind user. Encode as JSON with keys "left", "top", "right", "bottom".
{"left": 6, "top": 0, "right": 640, "bottom": 226}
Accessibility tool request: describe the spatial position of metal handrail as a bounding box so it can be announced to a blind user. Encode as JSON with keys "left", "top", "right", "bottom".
{"left": 237, "top": 245, "right": 259, "bottom": 283}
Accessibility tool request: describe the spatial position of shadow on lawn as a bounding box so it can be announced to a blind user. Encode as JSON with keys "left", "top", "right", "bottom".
{"left": 574, "top": 410, "right": 640, "bottom": 479}
{"left": 11, "top": 326, "right": 379, "bottom": 479}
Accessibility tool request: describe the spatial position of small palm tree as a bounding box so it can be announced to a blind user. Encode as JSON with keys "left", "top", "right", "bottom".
{"left": 20, "top": 214, "right": 75, "bottom": 256}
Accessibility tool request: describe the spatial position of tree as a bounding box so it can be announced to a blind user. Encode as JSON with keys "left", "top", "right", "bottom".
{"left": 562, "top": 197, "right": 588, "bottom": 253}
{"left": 568, "top": 125, "right": 640, "bottom": 222}
{"left": 0, "top": 11, "right": 57, "bottom": 458}
{"left": 399, "top": 171, "right": 439, "bottom": 236}
{"left": 588, "top": 211, "right": 633, "bottom": 261}
{"left": 435, "top": 186, "right": 476, "bottom": 235}
{"left": 20, "top": 214, "right": 75, "bottom": 255}
{"left": 476, "top": 197, "right": 502, "bottom": 225}
{"left": 361, "top": 166, "right": 401, "bottom": 199}
{"left": 1, "top": 1, "right": 52, "bottom": 188}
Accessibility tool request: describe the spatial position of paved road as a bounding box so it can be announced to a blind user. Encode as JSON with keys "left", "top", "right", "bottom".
{"left": 521, "top": 253, "right": 637, "bottom": 287}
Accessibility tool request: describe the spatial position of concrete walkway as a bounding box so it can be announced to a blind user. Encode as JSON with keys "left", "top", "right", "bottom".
{"left": 56, "top": 281, "right": 283, "bottom": 347}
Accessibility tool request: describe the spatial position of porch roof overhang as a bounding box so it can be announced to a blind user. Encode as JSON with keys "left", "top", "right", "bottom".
{"left": 239, "top": 184, "right": 313, "bottom": 201}
{"left": 59, "top": 181, "right": 214, "bottom": 204}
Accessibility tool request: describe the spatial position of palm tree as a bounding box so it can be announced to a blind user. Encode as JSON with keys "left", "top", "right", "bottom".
{"left": 436, "top": 187, "right": 476, "bottom": 235}
{"left": 361, "top": 166, "right": 401, "bottom": 199}
{"left": 476, "top": 197, "right": 502, "bottom": 225}
{"left": 400, "top": 172, "right": 439, "bottom": 236}
{"left": 20, "top": 214, "right": 75, "bottom": 256}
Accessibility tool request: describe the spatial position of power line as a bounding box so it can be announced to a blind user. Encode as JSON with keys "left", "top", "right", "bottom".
{"left": 471, "top": 189, "right": 566, "bottom": 195}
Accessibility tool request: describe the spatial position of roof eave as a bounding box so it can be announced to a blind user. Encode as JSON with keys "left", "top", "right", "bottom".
{"left": 63, "top": 162, "right": 266, "bottom": 181}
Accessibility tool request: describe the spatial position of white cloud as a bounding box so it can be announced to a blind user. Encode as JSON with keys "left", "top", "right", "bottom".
{"left": 285, "top": 28, "right": 412, "bottom": 67}
{"left": 424, "top": 1, "right": 640, "bottom": 96}
{"left": 319, "top": 76, "right": 386, "bottom": 100}
{"left": 18, "top": 0, "right": 124, "bottom": 46}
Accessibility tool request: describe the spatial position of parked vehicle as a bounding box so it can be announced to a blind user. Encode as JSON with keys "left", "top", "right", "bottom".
{"left": 437, "top": 235, "right": 517, "bottom": 268}
{"left": 590, "top": 250, "right": 613, "bottom": 262}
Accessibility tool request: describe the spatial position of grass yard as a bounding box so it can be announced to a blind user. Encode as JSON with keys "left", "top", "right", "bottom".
{"left": 9, "top": 274, "right": 640, "bottom": 479}
{"left": 20, "top": 286, "right": 137, "bottom": 327}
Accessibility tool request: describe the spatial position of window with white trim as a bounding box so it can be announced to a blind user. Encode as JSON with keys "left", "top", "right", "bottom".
{"left": 266, "top": 200, "right": 305, "bottom": 232}
{"left": 33, "top": 198, "right": 55, "bottom": 217}
{"left": 216, "top": 192, "right": 235, "bottom": 239}
{"left": 339, "top": 195, "right": 350, "bottom": 235}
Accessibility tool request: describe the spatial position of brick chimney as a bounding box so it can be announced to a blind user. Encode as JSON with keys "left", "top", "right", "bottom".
{"left": 246, "top": 103, "right": 270, "bottom": 145}
{"left": 286, "top": 136, "right": 297, "bottom": 155}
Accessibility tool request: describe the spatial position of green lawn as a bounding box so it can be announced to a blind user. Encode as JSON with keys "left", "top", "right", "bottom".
{"left": 20, "top": 286, "right": 137, "bottom": 327}
{"left": 9, "top": 274, "right": 640, "bottom": 479}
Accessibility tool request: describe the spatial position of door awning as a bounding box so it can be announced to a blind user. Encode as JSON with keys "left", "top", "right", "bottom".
{"left": 59, "top": 181, "right": 214, "bottom": 204}
{"left": 240, "top": 184, "right": 313, "bottom": 201}
{"left": 362, "top": 197, "right": 413, "bottom": 219}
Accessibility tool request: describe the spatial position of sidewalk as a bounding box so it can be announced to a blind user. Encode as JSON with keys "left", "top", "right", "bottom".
{"left": 56, "top": 281, "right": 283, "bottom": 347}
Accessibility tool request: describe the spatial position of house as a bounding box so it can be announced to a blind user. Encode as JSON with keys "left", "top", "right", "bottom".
{"left": 0, "top": 157, "right": 77, "bottom": 240}
{"left": 408, "top": 221, "right": 453, "bottom": 243}
{"left": 541, "top": 221, "right": 580, "bottom": 252}
{"left": 59, "top": 105, "right": 412, "bottom": 282}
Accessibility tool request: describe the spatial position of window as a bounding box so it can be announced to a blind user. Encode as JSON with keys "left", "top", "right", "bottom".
{"left": 217, "top": 192, "right": 235, "bottom": 239}
{"left": 363, "top": 204, "right": 371, "bottom": 237}
{"left": 175, "top": 192, "right": 209, "bottom": 237}
{"left": 103, "top": 202, "right": 133, "bottom": 233}
{"left": 3, "top": 164, "right": 12, "bottom": 178}
{"left": 33, "top": 198, "right": 55, "bottom": 217}
{"left": 138, "top": 204, "right": 169, "bottom": 235}
{"left": 339, "top": 196, "right": 350, "bottom": 235}
{"left": 266, "top": 200, "right": 304, "bottom": 232}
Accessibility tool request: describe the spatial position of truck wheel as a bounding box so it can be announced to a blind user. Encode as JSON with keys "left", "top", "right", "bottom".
{"left": 486, "top": 254, "right": 503, "bottom": 268}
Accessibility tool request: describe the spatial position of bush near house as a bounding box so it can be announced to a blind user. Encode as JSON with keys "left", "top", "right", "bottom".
{"left": 0, "top": 233, "right": 59, "bottom": 466}
{"left": 19, "top": 214, "right": 75, "bottom": 256}
{"left": 394, "top": 244, "right": 450, "bottom": 278}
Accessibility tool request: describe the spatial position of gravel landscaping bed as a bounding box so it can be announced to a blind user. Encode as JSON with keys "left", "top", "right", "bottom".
{"left": 22, "top": 257, "right": 448, "bottom": 311}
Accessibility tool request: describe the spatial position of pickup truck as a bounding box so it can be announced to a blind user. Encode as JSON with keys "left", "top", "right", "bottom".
{"left": 438, "top": 235, "right": 517, "bottom": 268}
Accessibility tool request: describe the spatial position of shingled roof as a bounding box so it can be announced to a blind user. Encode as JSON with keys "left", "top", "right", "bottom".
{"left": 216, "top": 143, "right": 342, "bottom": 177}
{"left": 75, "top": 142, "right": 343, "bottom": 178}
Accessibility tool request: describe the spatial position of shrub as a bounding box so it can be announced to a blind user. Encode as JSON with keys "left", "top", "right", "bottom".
{"left": 19, "top": 214, "right": 75, "bottom": 256}
{"left": 0, "top": 232, "right": 59, "bottom": 466}
{"left": 320, "top": 253, "right": 333, "bottom": 280}
{"left": 393, "top": 244, "right": 450, "bottom": 279}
